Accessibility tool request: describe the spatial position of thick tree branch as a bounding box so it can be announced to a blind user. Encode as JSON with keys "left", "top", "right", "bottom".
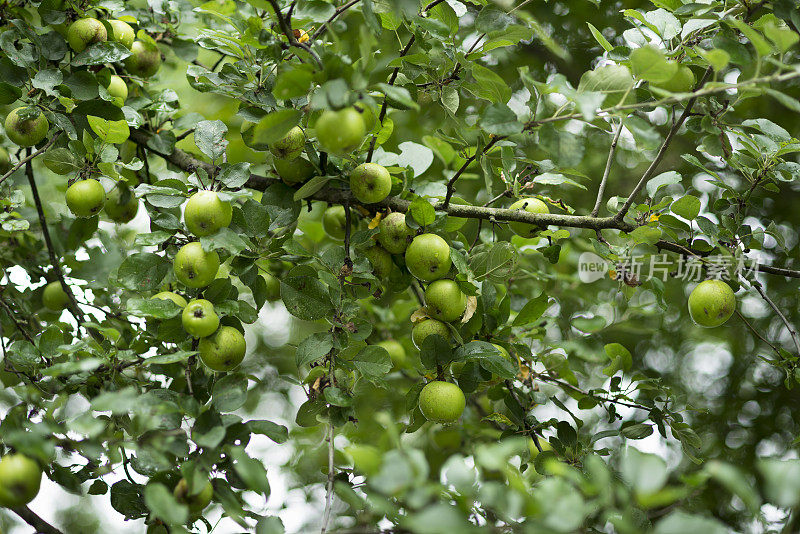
{"left": 128, "top": 130, "right": 800, "bottom": 279}
{"left": 11, "top": 506, "right": 64, "bottom": 534}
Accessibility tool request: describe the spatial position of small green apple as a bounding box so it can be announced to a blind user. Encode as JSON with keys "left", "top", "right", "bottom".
{"left": 261, "top": 271, "right": 281, "bottom": 301}
{"left": 350, "top": 163, "right": 391, "bottom": 205}
{"left": 184, "top": 190, "right": 232, "bottom": 237}
{"left": 269, "top": 126, "right": 305, "bottom": 160}
{"left": 508, "top": 197, "right": 549, "bottom": 238}
{"left": 105, "top": 75, "right": 128, "bottom": 104}
{"left": 5, "top": 107, "right": 48, "bottom": 147}
{"left": 322, "top": 205, "right": 348, "bottom": 240}
{"left": 688, "top": 279, "right": 736, "bottom": 327}
{"left": 173, "top": 242, "right": 220, "bottom": 288}
{"left": 42, "top": 281, "right": 69, "bottom": 311}
{"left": 67, "top": 18, "right": 107, "bottom": 52}
{"left": 419, "top": 381, "right": 466, "bottom": 423}
{"left": 104, "top": 184, "right": 138, "bottom": 223}
{"left": 0, "top": 147, "right": 10, "bottom": 173}
{"left": 376, "top": 339, "right": 406, "bottom": 368}
{"left": 173, "top": 478, "right": 213, "bottom": 517}
{"left": 425, "top": 279, "right": 467, "bottom": 322}
{"left": 107, "top": 19, "right": 135, "bottom": 49}
{"left": 364, "top": 245, "right": 393, "bottom": 279}
{"left": 182, "top": 299, "right": 220, "bottom": 338}
{"left": 124, "top": 40, "right": 162, "bottom": 78}
{"left": 405, "top": 233, "right": 451, "bottom": 281}
{"left": 411, "top": 318, "right": 450, "bottom": 349}
{"left": 0, "top": 453, "right": 42, "bottom": 508}
{"left": 66, "top": 179, "right": 105, "bottom": 218}
{"left": 652, "top": 65, "right": 695, "bottom": 93}
{"left": 152, "top": 291, "right": 187, "bottom": 308}
{"left": 274, "top": 156, "right": 315, "bottom": 184}
{"left": 377, "top": 212, "right": 413, "bottom": 254}
{"left": 316, "top": 107, "right": 366, "bottom": 155}
{"left": 199, "top": 325, "right": 246, "bottom": 371}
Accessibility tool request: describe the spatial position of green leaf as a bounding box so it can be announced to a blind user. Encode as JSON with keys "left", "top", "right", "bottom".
{"left": 280, "top": 276, "right": 334, "bottom": 321}
{"left": 479, "top": 103, "right": 523, "bottom": 136}
{"left": 469, "top": 64, "right": 512, "bottom": 103}
{"left": 273, "top": 66, "right": 314, "bottom": 100}
{"left": 630, "top": 46, "right": 678, "bottom": 83}
{"left": 603, "top": 343, "right": 633, "bottom": 376}
{"left": 351, "top": 345, "right": 392, "bottom": 383}
{"left": 670, "top": 195, "right": 701, "bottom": 220}
{"left": 408, "top": 197, "right": 435, "bottom": 227}
{"left": 375, "top": 83, "right": 420, "bottom": 111}
{"left": 212, "top": 373, "right": 248, "bottom": 412}
{"left": 194, "top": 119, "right": 228, "bottom": 160}
{"left": 125, "top": 297, "right": 182, "bottom": 319}
{"left": 248, "top": 420, "right": 289, "bottom": 444}
{"left": 43, "top": 148, "right": 82, "bottom": 175}
{"left": 143, "top": 483, "right": 188, "bottom": 526}
{"left": 87, "top": 116, "right": 130, "bottom": 144}
{"left": 646, "top": 171, "right": 682, "bottom": 197}
{"left": 586, "top": 22, "right": 613, "bottom": 51}
{"left": 247, "top": 109, "right": 302, "bottom": 149}
{"left": 295, "top": 332, "right": 333, "bottom": 368}
{"left": 293, "top": 175, "right": 331, "bottom": 201}
{"left": 228, "top": 447, "right": 270, "bottom": 496}
{"left": 116, "top": 253, "right": 170, "bottom": 291}
{"left": 512, "top": 293, "right": 550, "bottom": 326}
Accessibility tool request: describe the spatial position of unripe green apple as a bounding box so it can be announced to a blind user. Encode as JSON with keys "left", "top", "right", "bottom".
{"left": 66, "top": 179, "right": 105, "bottom": 218}
{"left": 350, "top": 163, "right": 391, "bottom": 205}
{"left": 364, "top": 245, "right": 393, "bottom": 279}
{"left": 173, "top": 478, "right": 213, "bottom": 516}
{"left": 508, "top": 197, "right": 549, "bottom": 238}
{"left": 322, "top": 205, "right": 348, "bottom": 240}
{"left": 105, "top": 75, "right": 128, "bottom": 104}
{"left": 124, "top": 40, "right": 162, "bottom": 78}
{"left": 0, "top": 147, "right": 10, "bottom": 173}
{"left": 425, "top": 279, "right": 467, "bottom": 322}
{"left": 688, "top": 279, "right": 736, "bottom": 327}
{"left": 419, "top": 381, "right": 466, "bottom": 423}
{"left": 199, "top": 325, "right": 246, "bottom": 371}
{"left": 652, "top": 65, "right": 695, "bottom": 93}
{"left": 411, "top": 318, "right": 450, "bottom": 349}
{"left": 0, "top": 454, "right": 42, "bottom": 508}
{"left": 377, "top": 212, "right": 413, "bottom": 254}
{"left": 67, "top": 18, "right": 107, "bottom": 52}
{"left": 261, "top": 272, "right": 281, "bottom": 301}
{"left": 173, "top": 242, "right": 220, "bottom": 288}
{"left": 152, "top": 291, "right": 187, "bottom": 308}
{"left": 42, "top": 281, "right": 69, "bottom": 311}
{"left": 315, "top": 107, "right": 366, "bottom": 155}
{"left": 104, "top": 184, "right": 138, "bottom": 223}
{"left": 107, "top": 19, "right": 135, "bottom": 49}
{"left": 184, "top": 190, "right": 232, "bottom": 237}
{"left": 405, "top": 233, "right": 451, "bottom": 281}
{"left": 377, "top": 339, "right": 406, "bottom": 368}
{"left": 182, "top": 299, "right": 220, "bottom": 338}
{"left": 5, "top": 107, "right": 49, "bottom": 147}
{"left": 274, "top": 156, "right": 315, "bottom": 184}
{"left": 269, "top": 126, "right": 305, "bottom": 160}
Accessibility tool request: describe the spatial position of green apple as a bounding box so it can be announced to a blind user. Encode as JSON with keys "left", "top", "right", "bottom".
{"left": 107, "top": 19, "right": 135, "bottom": 49}
{"left": 182, "top": 299, "right": 220, "bottom": 338}
{"left": 184, "top": 190, "right": 232, "bottom": 237}
{"left": 411, "top": 318, "right": 450, "bottom": 349}
{"left": 261, "top": 271, "right": 281, "bottom": 301}
{"left": 42, "top": 281, "right": 69, "bottom": 311}
{"left": 173, "top": 478, "right": 213, "bottom": 517}
{"left": 322, "top": 205, "right": 348, "bottom": 240}
{"left": 104, "top": 184, "right": 138, "bottom": 223}
{"left": 688, "top": 279, "right": 736, "bottom": 328}
{"left": 173, "top": 242, "right": 220, "bottom": 288}
{"left": 508, "top": 197, "right": 549, "bottom": 238}
{"left": 0, "top": 147, "right": 10, "bottom": 173}
{"left": 377, "top": 339, "right": 406, "bottom": 368}
{"left": 199, "top": 326, "right": 246, "bottom": 371}
{"left": 274, "top": 156, "right": 315, "bottom": 184}
{"left": 405, "top": 233, "right": 451, "bottom": 281}
{"left": 124, "top": 40, "right": 162, "bottom": 78}
{"left": 350, "top": 163, "right": 391, "bottom": 205}
{"left": 67, "top": 18, "right": 107, "bottom": 52}
{"left": 425, "top": 279, "right": 467, "bottom": 322}
{"left": 364, "top": 245, "right": 393, "bottom": 279}
{"left": 66, "top": 179, "right": 105, "bottom": 218}
{"left": 5, "top": 107, "right": 48, "bottom": 147}
{"left": 419, "top": 381, "right": 466, "bottom": 423}
{"left": 0, "top": 454, "right": 42, "bottom": 508}
{"left": 105, "top": 75, "right": 128, "bottom": 104}
{"left": 269, "top": 126, "right": 305, "bottom": 160}
{"left": 528, "top": 437, "right": 554, "bottom": 459}
{"left": 315, "top": 107, "right": 366, "bottom": 155}
{"left": 152, "top": 291, "right": 187, "bottom": 308}
{"left": 377, "top": 212, "right": 413, "bottom": 254}
{"left": 652, "top": 65, "right": 695, "bottom": 93}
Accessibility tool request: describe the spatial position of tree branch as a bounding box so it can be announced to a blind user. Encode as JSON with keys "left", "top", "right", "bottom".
{"left": 592, "top": 120, "right": 623, "bottom": 217}
{"left": 267, "top": 0, "right": 323, "bottom": 68}
{"left": 614, "top": 67, "right": 713, "bottom": 221}
{"left": 0, "top": 133, "right": 60, "bottom": 187}
{"left": 751, "top": 280, "right": 800, "bottom": 356}
{"left": 11, "top": 506, "right": 64, "bottom": 534}
{"left": 311, "top": 0, "right": 362, "bottom": 41}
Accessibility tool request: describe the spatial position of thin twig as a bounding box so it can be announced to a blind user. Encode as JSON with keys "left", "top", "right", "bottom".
{"left": 0, "top": 296, "right": 37, "bottom": 345}
{"left": 591, "top": 120, "right": 624, "bottom": 217}
{"left": 0, "top": 133, "right": 60, "bottom": 187}
{"left": 751, "top": 280, "right": 800, "bottom": 356}
{"left": 267, "top": 0, "right": 323, "bottom": 68}
{"left": 320, "top": 422, "right": 336, "bottom": 533}
{"left": 311, "top": 0, "right": 362, "bottom": 40}
{"left": 443, "top": 136, "right": 501, "bottom": 208}
{"left": 735, "top": 309, "right": 782, "bottom": 357}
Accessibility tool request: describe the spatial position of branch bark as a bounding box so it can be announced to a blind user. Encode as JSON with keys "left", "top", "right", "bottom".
{"left": 0, "top": 133, "right": 60, "bottom": 187}
{"left": 11, "top": 506, "right": 64, "bottom": 534}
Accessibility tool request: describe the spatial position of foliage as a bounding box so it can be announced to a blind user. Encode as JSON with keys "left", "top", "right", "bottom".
{"left": 1, "top": 0, "right": 800, "bottom": 533}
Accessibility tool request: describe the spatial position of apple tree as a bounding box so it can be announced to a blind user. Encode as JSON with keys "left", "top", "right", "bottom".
{"left": 2, "top": 0, "right": 800, "bottom": 532}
